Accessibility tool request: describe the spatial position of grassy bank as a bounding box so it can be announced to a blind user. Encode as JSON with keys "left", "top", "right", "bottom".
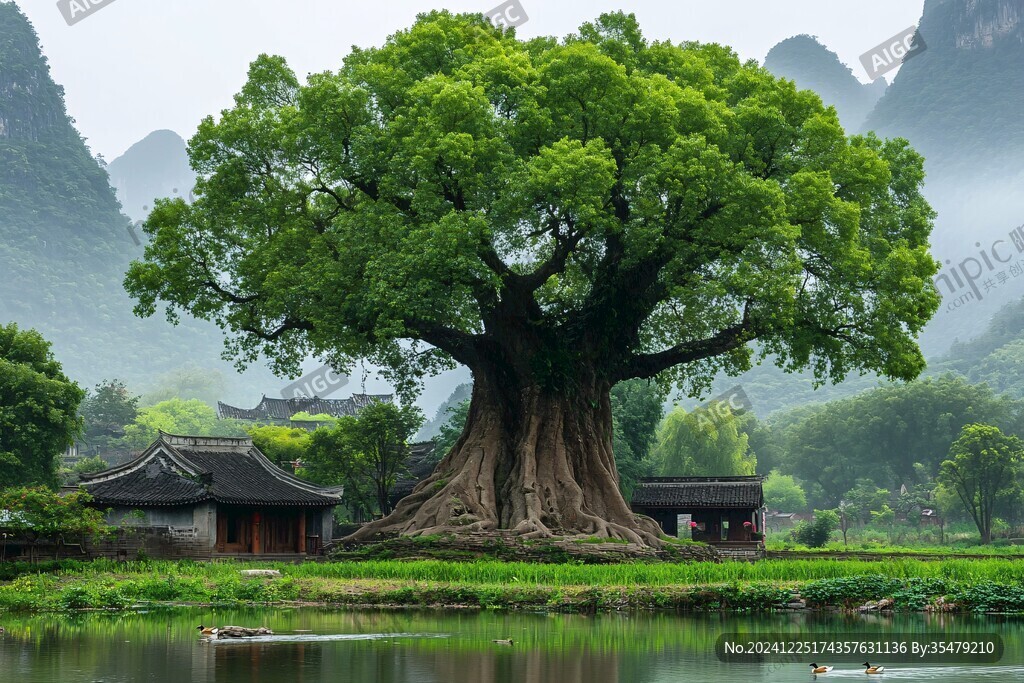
{"left": 1, "top": 558, "right": 1023, "bottom": 614}
{"left": 764, "top": 540, "right": 1024, "bottom": 556}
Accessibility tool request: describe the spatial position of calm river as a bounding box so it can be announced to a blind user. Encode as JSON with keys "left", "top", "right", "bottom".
{"left": 1, "top": 608, "right": 1022, "bottom": 682}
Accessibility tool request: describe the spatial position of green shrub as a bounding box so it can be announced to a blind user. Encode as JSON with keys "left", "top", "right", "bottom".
{"left": 58, "top": 585, "right": 94, "bottom": 610}
{"left": 135, "top": 577, "right": 182, "bottom": 601}
{"left": 95, "top": 586, "right": 133, "bottom": 609}
{"left": 793, "top": 510, "right": 840, "bottom": 548}
{"left": 800, "top": 576, "right": 949, "bottom": 609}
{"left": 950, "top": 582, "right": 1024, "bottom": 612}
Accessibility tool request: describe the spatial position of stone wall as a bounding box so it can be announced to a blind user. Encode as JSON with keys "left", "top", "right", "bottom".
{"left": 86, "top": 526, "right": 216, "bottom": 560}
{"left": 1, "top": 526, "right": 212, "bottom": 562}
{"left": 101, "top": 502, "right": 217, "bottom": 557}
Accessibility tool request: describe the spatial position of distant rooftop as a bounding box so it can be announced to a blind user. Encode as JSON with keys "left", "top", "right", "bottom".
{"left": 217, "top": 394, "right": 392, "bottom": 421}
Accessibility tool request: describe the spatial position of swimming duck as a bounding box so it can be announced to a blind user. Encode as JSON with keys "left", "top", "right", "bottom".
{"left": 809, "top": 663, "right": 833, "bottom": 673}
{"left": 196, "top": 625, "right": 218, "bottom": 636}
{"left": 862, "top": 662, "right": 885, "bottom": 674}
{"left": 492, "top": 639, "right": 514, "bottom": 645}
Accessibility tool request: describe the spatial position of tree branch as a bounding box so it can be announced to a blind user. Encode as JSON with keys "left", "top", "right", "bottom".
{"left": 239, "top": 317, "right": 315, "bottom": 341}
{"left": 520, "top": 218, "right": 586, "bottom": 291}
{"left": 616, "top": 318, "right": 755, "bottom": 381}
{"left": 406, "top": 320, "right": 482, "bottom": 367}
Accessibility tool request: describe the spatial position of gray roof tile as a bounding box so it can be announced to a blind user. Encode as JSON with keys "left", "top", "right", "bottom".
{"left": 631, "top": 476, "right": 764, "bottom": 509}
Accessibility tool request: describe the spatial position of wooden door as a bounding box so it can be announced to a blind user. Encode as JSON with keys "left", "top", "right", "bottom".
{"left": 216, "top": 507, "right": 252, "bottom": 553}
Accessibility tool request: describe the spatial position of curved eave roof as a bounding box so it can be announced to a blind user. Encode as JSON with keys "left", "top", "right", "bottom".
{"left": 81, "top": 433, "right": 342, "bottom": 508}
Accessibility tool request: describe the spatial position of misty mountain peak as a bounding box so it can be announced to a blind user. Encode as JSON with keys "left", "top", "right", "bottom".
{"left": 106, "top": 129, "right": 195, "bottom": 221}
{"left": 953, "top": 0, "right": 1024, "bottom": 48}
{"left": 764, "top": 34, "right": 885, "bottom": 131}
{"left": 118, "top": 129, "right": 188, "bottom": 157}
{"left": 864, "top": 0, "right": 1024, "bottom": 171}
{"left": 0, "top": 2, "right": 69, "bottom": 140}
{"left": 0, "top": 6, "right": 273, "bottom": 400}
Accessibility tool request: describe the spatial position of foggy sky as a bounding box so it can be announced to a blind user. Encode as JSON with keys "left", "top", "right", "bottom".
{"left": 21, "top": 0, "right": 924, "bottom": 161}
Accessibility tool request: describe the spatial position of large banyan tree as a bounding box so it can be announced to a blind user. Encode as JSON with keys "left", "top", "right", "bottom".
{"left": 126, "top": 12, "right": 939, "bottom": 545}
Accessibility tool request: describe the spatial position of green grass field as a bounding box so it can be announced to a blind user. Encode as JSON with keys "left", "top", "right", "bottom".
{"left": 2, "top": 556, "right": 1024, "bottom": 614}
{"left": 5, "top": 555, "right": 1024, "bottom": 585}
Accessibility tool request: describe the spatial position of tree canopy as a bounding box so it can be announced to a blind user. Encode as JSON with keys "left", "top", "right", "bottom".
{"left": 778, "top": 375, "right": 1023, "bottom": 507}
{"left": 0, "top": 324, "right": 84, "bottom": 489}
{"left": 79, "top": 379, "right": 140, "bottom": 445}
{"left": 123, "top": 10, "right": 939, "bottom": 543}
{"left": 610, "top": 379, "right": 666, "bottom": 498}
{"left": 246, "top": 424, "right": 311, "bottom": 467}
{"left": 763, "top": 470, "right": 807, "bottom": 511}
{"left": 126, "top": 10, "right": 937, "bottom": 399}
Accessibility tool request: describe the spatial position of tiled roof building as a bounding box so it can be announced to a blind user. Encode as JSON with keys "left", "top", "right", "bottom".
{"left": 631, "top": 476, "right": 766, "bottom": 554}
{"left": 80, "top": 433, "right": 342, "bottom": 557}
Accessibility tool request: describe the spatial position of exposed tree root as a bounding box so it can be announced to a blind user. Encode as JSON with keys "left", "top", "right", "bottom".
{"left": 348, "top": 378, "right": 665, "bottom": 548}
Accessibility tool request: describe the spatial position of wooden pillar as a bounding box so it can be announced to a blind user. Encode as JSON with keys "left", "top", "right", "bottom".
{"left": 297, "top": 510, "right": 306, "bottom": 554}
{"left": 252, "top": 510, "right": 261, "bottom": 555}
{"left": 216, "top": 509, "right": 226, "bottom": 553}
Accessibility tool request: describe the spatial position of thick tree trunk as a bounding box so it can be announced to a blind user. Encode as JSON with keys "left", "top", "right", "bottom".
{"left": 349, "top": 369, "right": 663, "bottom": 545}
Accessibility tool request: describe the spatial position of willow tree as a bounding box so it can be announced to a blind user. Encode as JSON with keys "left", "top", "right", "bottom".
{"left": 126, "top": 12, "right": 939, "bottom": 544}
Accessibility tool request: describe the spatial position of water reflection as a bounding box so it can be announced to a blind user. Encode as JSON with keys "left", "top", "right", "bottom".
{"left": 1, "top": 609, "right": 1022, "bottom": 683}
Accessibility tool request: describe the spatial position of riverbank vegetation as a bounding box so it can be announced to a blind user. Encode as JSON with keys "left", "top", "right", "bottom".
{"left": 2, "top": 558, "right": 1024, "bottom": 614}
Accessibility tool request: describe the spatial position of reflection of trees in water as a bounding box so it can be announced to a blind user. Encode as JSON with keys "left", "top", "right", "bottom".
{"left": 0, "top": 615, "right": 198, "bottom": 682}
{"left": 414, "top": 645, "right": 620, "bottom": 683}
{"left": 300, "top": 640, "right": 621, "bottom": 683}
{"left": 3, "top": 609, "right": 1024, "bottom": 682}
{"left": 211, "top": 642, "right": 325, "bottom": 683}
